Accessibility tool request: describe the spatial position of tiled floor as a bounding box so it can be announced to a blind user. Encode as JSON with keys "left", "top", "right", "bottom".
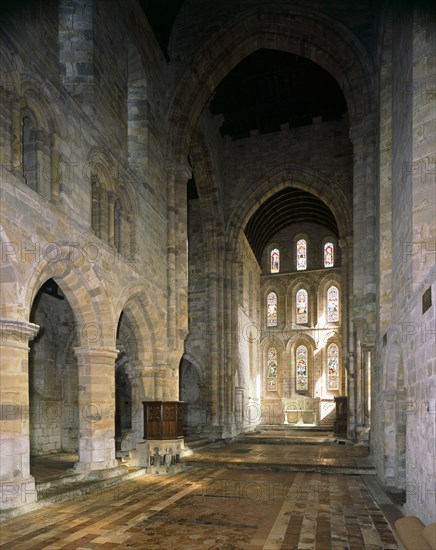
{"left": 0, "top": 436, "right": 402, "bottom": 549}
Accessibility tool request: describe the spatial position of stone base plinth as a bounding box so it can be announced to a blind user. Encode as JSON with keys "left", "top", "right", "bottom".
{"left": 146, "top": 438, "right": 183, "bottom": 474}
{"left": 0, "top": 476, "right": 37, "bottom": 514}
{"left": 74, "top": 458, "right": 119, "bottom": 472}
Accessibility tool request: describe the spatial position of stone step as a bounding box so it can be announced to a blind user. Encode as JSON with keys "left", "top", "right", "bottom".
{"left": 35, "top": 466, "right": 146, "bottom": 504}
{"left": 180, "top": 458, "right": 376, "bottom": 475}
{"left": 182, "top": 437, "right": 214, "bottom": 454}
{"left": 233, "top": 436, "right": 344, "bottom": 445}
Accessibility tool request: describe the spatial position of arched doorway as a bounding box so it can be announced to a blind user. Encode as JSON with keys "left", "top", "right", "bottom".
{"left": 29, "top": 279, "right": 79, "bottom": 459}
{"left": 179, "top": 357, "right": 202, "bottom": 435}
{"left": 115, "top": 311, "right": 138, "bottom": 456}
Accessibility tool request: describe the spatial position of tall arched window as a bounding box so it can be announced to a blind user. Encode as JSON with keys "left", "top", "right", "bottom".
{"left": 327, "top": 343, "right": 339, "bottom": 390}
{"left": 324, "top": 242, "right": 334, "bottom": 267}
{"left": 267, "top": 347, "right": 278, "bottom": 391}
{"left": 267, "top": 292, "right": 278, "bottom": 326}
{"left": 296, "top": 345, "right": 308, "bottom": 391}
{"left": 271, "top": 248, "right": 280, "bottom": 273}
{"left": 296, "top": 289, "right": 308, "bottom": 324}
{"left": 327, "top": 286, "right": 339, "bottom": 322}
{"left": 296, "top": 239, "right": 307, "bottom": 270}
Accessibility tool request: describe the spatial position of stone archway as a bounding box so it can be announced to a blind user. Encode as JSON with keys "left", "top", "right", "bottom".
{"left": 29, "top": 279, "right": 79, "bottom": 459}
{"left": 168, "top": 3, "right": 374, "bottom": 164}
{"left": 25, "top": 255, "right": 118, "bottom": 473}
{"left": 179, "top": 356, "right": 203, "bottom": 435}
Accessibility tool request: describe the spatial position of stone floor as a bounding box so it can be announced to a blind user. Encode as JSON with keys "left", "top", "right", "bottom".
{"left": 0, "top": 434, "right": 403, "bottom": 549}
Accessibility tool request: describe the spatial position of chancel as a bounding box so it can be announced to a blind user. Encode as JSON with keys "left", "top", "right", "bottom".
{"left": 0, "top": 0, "right": 435, "bottom": 548}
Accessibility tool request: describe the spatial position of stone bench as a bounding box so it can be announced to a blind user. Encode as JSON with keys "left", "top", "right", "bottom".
{"left": 394, "top": 517, "right": 436, "bottom": 550}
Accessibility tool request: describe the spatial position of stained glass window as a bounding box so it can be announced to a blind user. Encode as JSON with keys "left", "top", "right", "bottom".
{"left": 327, "top": 343, "right": 339, "bottom": 390}
{"left": 327, "top": 286, "right": 339, "bottom": 322}
{"left": 271, "top": 248, "right": 280, "bottom": 273}
{"left": 296, "top": 345, "right": 308, "bottom": 391}
{"left": 267, "top": 347, "right": 278, "bottom": 391}
{"left": 324, "top": 242, "right": 334, "bottom": 268}
{"left": 296, "top": 289, "right": 308, "bottom": 324}
{"left": 296, "top": 239, "right": 307, "bottom": 271}
{"left": 267, "top": 292, "right": 278, "bottom": 326}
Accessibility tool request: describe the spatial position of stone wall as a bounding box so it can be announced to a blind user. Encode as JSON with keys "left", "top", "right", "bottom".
{"left": 372, "top": 5, "right": 436, "bottom": 524}
{"left": 0, "top": 0, "right": 172, "bottom": 509}
{"left": 222, "top": 119, "right": 353, "bottom": 226}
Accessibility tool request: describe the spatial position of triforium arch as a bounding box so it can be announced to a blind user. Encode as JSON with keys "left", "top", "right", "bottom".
{"left": 167, "top": 2, "right": 375, "bottom": 164}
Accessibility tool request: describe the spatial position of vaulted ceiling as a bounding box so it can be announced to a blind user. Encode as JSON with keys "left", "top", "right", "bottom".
{"left": 244, "top": 188, "right": 339, "bottom": 262}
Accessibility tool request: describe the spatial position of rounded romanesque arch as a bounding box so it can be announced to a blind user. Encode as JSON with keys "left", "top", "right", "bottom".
{"left": 25, "top": 249, "right": 114, "bottom": 350}
{"left": 115, "top": 283, "right": 166, "bottom": 371}
{"left": 168, "top": 3, "right": 374, "bottom": 164}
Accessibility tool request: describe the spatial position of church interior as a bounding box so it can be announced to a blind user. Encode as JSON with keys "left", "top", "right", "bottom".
{"left": 0, "top": 0, "right": 434, "bottom": 547}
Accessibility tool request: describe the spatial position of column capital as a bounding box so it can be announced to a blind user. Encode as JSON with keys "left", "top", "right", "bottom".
{"left": 175, "top": 162, "right": 192, "bottom": 183}
{"left": 107, "top": 191, "right": 117, "bottom": 205}
{"left": 339, "top": 235, "right": 353, "bottom": 249}
{"left": 0, "top": 320, "right": 39, "bottom": 348}
{"left": 74, "top": 346, "right": 119, "bottom": 362}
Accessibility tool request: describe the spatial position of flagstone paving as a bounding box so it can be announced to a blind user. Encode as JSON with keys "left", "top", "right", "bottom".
{"left": 0, "top": 457, "right": 401, "bottom": 549}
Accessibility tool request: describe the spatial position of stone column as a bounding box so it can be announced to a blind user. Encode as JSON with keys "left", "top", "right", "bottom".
{"left": 339, "top": 235, "right": 353, "bottom": 395}
{"left": 11, "top": 107, "right": 22, "bottom": 173}
{"left": 223, "top": 248, "right": 237, "bottom": 436}
{"left": 362, "top": 345, "right": 373, "bottom": 429}
{"left": 50, "top": 133, "right": 60, "bottom": 202}
{"left": 175, "top": 164, "right": 192, "bottom": 344}
{"left": 166, "top": 166, "right": 176, "bottom": 350}
{"left": 206, "top": 232, "right": 220, "bottom": 430}
{"left": 74, "top": 347, "right": 119, "bottom": 471}
{"left": 107, "top": 193, "right": 116, "bottom": 247}
{"left": 349, "top": 116, "right": 377, "bottom": 332}
{"left": 347, "top": 346, "right": 356, "bottom": 440}
{"left": 353, "top": 319, "right": 371, "bottom": 443}
{"left": 167, "top": 163, "right": 191, "bottom": 401}
{"left": 0, "top": 320, "right": 39, "bottom": 511}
